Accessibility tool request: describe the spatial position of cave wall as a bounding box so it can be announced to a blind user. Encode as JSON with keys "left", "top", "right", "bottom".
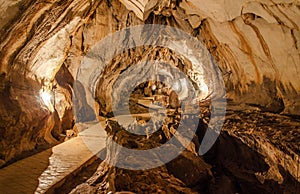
{"left": 111, "top": 0, "right": 300, "bottom": 115}
{"left": 1, "top": 0, "right": 300, "bottom": 114}
{"left": 117, "top": 0, "right": 300, "bottom": 114}
{"left": 188, "top": 1, "right": 300, "bottom": 115}
{"left": 0, "top": 0, "right": 102, "bottom": 166}
{"left": 0, "top": 0, "right": 299, "bottom": 165}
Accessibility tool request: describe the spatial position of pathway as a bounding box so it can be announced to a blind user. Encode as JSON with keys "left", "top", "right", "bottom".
{"left": 0, "top": 122, "right": 107, "bottom": 194}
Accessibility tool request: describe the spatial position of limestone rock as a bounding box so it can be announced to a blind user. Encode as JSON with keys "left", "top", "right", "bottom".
{"left": 166, "top": 150, "right": 212, "bottom": 186}
{"left": 0, "top": 0, "right": 299, "bottom": 192}
{"left": 169, "top": 90, "right": 180, "bottom": 109}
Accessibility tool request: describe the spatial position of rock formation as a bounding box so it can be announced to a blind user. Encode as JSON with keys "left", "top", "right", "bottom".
{"left": 0, "top": 0, "right": 299, "bottom": 193}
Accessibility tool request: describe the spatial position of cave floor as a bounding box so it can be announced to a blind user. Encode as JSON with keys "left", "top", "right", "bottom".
{"left": 0, "top": 107, "right": 299, "bottom": 194}
{"left": 0, "top": 122, "right": 107, "bottom": 194}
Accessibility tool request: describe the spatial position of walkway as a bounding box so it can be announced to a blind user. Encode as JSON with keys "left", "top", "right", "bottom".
{"left": 0, "top": 121, "right": 107, "bottom": 194}
{"left": 0, "top": 98, "right": 162, "bottom": 194}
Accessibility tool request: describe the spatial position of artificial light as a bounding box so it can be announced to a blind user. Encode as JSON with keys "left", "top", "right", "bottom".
{"left": 40, "top": 89, "right": 54, "bottom": 112}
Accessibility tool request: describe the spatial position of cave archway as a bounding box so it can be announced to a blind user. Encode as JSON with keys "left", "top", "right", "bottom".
{"left": 0, "top": 0, "right": 299, "bottom": 193}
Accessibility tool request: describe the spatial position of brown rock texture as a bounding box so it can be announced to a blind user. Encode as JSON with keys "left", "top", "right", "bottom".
{"left": 0, "top": 0, "right": 299, "bottom": 193}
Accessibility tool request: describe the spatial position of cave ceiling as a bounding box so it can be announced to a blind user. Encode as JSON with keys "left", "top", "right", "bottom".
{"left": 0, "top": 0, "right": 299, "bottom": 192}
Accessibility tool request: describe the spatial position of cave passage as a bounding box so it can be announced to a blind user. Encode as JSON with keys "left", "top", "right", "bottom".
{"left": 0, "top": 0, "right": 300, "bottom": 194}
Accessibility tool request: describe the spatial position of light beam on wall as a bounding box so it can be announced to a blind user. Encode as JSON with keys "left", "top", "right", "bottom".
{"left": 40, "top": 89, "right": 54, "bottom": 112}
